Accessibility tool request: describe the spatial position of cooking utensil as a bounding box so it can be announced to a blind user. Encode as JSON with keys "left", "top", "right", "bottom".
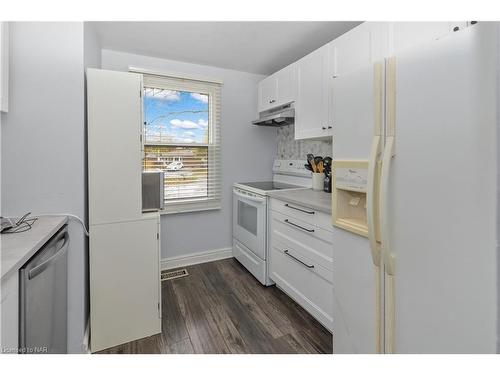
{"left": 310, "top": 159, "right": 317, "bottom": 173}
{"left": 304, "top": 164, "right": 312, "bottom": 172}
{"left": 323, "top": 157, "right": 332, "bottom": 176}
{"left": 317, "top": 160, "right": 324, "bottom": 173}
{"left": 314, "top": 156, "right": 323, "bottom": 168}
{"left": 306, "top": 154, "right": 315, "bottom": 170}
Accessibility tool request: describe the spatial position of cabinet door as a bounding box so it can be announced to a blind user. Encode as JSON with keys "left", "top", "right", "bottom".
{"left": 90, "top": 216, "right": 161, "bottom": 353}
{"left": 332, "top": 27, "right": 371, "bottom": 78}
{"left": 1, "top": 273, "right": 19, "bottom": 352}
{"left": 330, "top": 22, "right": 388, "bottom": 78}
{"left": 275, "top": 64, "right": 296, "bottom": 106}
{"left": 390, "top": 22, "right": 451, "bottom": 55}
{"left": 327, "top": 23, "right": 388, "bottom": 137}
{"left": 295, "top": 46, "right": 330, "bottom": 140}
{"left": 87, "top": 69, "right": 143, "bottom": 225}
{"left": 258, "top": 75, "right": 277, "bottom": 112}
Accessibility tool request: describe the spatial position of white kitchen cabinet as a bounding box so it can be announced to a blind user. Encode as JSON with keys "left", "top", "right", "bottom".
{"left": 330, "top": 22, "right": 388, "bottom": 78}
{"left": 0, "top": 272, "right": 19, "bottom": 353}
{"left": 269, "top": 198, "right": 334, "bottom": 331}
{"left": 295, "top": 45, "right": 332, "bottom": 140}
{"left": 89, "top": 215, "right": 161, "bottom": 353}
{"left": 0, "top": 22, "right": 9, "bottom": 113}
{"left": 275, "top": 64, "right": 296, "bottom": 108}
{"left": 257, "top": 64, "right": 296, "bottom": 113}
{"left": 87, "top": 68, "right": 162, "bottom": 353}
{"left": 87, "top": 69, "right": 143, "bottom": 225}
{"left": 258, "top": 21, "right": 473, "bottom": 141}
{"left": 258, "top": 75, "right": 276, "bottom": 112}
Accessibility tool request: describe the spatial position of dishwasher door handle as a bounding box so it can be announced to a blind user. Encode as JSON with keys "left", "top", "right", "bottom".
{"left": 28, "top": 232, "right": 69, "bottom": 280}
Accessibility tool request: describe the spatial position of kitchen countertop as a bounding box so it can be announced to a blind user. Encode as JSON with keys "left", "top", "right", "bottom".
{"left": 268, "top": 188, "right": 332, "bottom": 214}
{"left": 1, "top": 216, "right": 68, "bottom": 281}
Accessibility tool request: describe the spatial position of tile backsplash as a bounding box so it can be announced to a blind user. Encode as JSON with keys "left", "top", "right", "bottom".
{"left": 276, "top": 124, "right": 332, "bottom": 161}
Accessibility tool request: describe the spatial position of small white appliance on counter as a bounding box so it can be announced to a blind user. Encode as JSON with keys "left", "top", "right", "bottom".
{"left": 232, "top": 160, "right": 311, "bottom": 285}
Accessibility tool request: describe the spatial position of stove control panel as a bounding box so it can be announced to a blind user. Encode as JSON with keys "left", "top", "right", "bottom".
{"left": 272, "top": 159, "right": 311, "bottom": 177}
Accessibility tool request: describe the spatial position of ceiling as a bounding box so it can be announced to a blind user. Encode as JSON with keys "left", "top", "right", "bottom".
{"left": 91, "top": 21, "right": 362, "bottom": 75}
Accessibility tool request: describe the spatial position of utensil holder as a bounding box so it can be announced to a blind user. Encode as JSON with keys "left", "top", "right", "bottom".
{"left": 312, "top": 173, "right": 325, "bottom": 191}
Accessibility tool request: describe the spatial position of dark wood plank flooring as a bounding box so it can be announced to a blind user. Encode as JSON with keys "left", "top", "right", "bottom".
{"left": 98, "top": 258, "right": 333, "bottom": 354}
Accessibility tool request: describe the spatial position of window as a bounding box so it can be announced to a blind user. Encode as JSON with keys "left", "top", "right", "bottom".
{"left": 141, "top": 73, "right": 222, "bottom": 213}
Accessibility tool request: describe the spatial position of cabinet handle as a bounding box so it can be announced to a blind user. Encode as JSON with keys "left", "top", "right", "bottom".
{"left": 322, "top": 126, "right": 327, "bottom": 130}
{"left": 284, "top": 203, "right": 315, "bottom": 215}
{"left": 453, "top": 26, "right": 460, "bottom": 32}
{"left": 284, "top": 219, "right": 315, "bottom": 233}
{"left": 284, "top": 250, "right": 314, "bottom": 269}
{"left": 328, "top": 126, "right": 332, "bottom": 129}
{"left": 269, "top": 99, "right": 276, "bottom": 104}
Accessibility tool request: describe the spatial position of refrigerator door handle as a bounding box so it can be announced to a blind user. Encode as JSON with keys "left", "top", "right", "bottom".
{"left": 367, "top": 135, "right": 382, "bottom": 267}
{"left": 380, "top": 136, "right": 396, "bottom": 276}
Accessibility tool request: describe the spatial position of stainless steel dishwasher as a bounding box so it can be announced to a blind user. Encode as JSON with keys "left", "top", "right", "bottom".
{"left": 19, "top": 225, "right": 69, "bottom": 354}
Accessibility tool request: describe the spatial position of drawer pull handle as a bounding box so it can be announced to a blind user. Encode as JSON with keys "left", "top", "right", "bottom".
{"left": 284, "top": 250, "right": 314, "bottom": 269}
{"left": 284, "top": 203, "right": 315, "bottom": 215}
{"left": 284, "top": 219, "right": 315, "bottom": 233}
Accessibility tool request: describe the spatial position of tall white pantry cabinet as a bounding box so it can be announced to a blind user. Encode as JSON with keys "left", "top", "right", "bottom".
{"left": 87, "top": 69, "right": 162, "bottom": 353}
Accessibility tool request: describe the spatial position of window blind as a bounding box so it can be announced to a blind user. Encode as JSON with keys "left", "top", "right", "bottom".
{"left": 141, "top": 72, "right": 222, "bottom": 214}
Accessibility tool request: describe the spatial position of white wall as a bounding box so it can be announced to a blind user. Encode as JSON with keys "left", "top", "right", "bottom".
{"left": 1, "top": 22, "right": 88, "bottom": 353}
{"left": 101, "top": 49, "right": 277, "bottom": 260}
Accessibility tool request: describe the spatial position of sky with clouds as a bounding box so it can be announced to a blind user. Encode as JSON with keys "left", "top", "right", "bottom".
{"left": 144, "top": 88, "right": 209, "bottom": 144}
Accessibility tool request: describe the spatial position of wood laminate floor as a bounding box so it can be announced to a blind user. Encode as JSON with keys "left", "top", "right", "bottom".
{"left": 98, "top": 258, "right": 333, "bottom": 354}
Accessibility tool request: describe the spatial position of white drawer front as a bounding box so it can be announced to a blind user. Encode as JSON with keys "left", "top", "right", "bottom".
{"left": 270, "top": 242, "right": 333, "bottom": 331}
{"left": 271, "top": 211, "right": 333, "bottom": 269}
{"left": 270, "top": 198, "right": 332, "bottom": 231}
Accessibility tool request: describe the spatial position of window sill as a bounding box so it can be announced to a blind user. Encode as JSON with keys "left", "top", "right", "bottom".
{"left": 159, "top": 205, "right": 221, "bottom": 215}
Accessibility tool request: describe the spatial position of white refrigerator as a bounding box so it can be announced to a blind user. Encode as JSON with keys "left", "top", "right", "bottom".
{"left": 331, "top": 23, "right": 498, "bottom": 353}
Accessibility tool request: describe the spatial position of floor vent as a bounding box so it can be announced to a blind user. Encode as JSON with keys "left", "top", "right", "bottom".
{"left": 161, "top": 268, "right": 189, "bottom": 281}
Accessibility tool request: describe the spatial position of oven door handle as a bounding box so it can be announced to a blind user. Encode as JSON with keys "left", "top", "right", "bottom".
{"left": 233, "top": 189, "right": 266, "bottom": 204}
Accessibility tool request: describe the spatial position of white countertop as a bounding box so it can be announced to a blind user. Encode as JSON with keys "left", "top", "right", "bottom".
{"left": 268, "top": 188, "right": 332, "bottom": 214}
{"left": 1, "top": 216, "right": 68, "bottom": 281}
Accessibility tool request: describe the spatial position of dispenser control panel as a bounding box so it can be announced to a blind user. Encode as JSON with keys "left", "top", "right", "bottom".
{"left": 335, "top": 167, "right": 368, "bottom": 192}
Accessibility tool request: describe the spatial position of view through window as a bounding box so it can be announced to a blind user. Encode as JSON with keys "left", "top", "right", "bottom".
{"left": 143, "top": 87, "right": 210, "bottom": 203}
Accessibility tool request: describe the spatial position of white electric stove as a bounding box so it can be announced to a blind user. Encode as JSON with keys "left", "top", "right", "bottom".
{"left": 232, "top": 160, "right": 311, "bottom": 285}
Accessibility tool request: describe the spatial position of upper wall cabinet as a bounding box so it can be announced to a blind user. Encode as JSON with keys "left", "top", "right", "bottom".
{"left": 330, "top": 22, "right": 389, "bottom": 78}
{"left": 257, "top": 64, "right": 296, "bottom": 113}
{"left": 256, "top": 21, "right": 473, "bottom": 140}
{"left": 0, "top": 22, "right": 9, "bottom": 113}
{"left": 295, "top": 45, "right": 332, "bottom": 140}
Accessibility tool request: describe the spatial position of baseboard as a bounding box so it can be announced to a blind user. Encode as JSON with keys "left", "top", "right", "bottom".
{"left": 161, "top": 247, "right": 233, "bottom": 270}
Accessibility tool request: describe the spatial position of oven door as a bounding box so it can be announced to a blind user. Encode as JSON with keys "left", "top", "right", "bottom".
{"left": 233, "top": 187, "right": 267, "bottom": 260}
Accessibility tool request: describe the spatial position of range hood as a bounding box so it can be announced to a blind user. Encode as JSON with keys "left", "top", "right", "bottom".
{"left": 252, "top": 103, "right": 294, "bottom": 127}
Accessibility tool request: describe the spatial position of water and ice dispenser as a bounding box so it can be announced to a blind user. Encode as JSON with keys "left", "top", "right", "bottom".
{"left": 332, "top": 160, "right": 370, "bottom": 237}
